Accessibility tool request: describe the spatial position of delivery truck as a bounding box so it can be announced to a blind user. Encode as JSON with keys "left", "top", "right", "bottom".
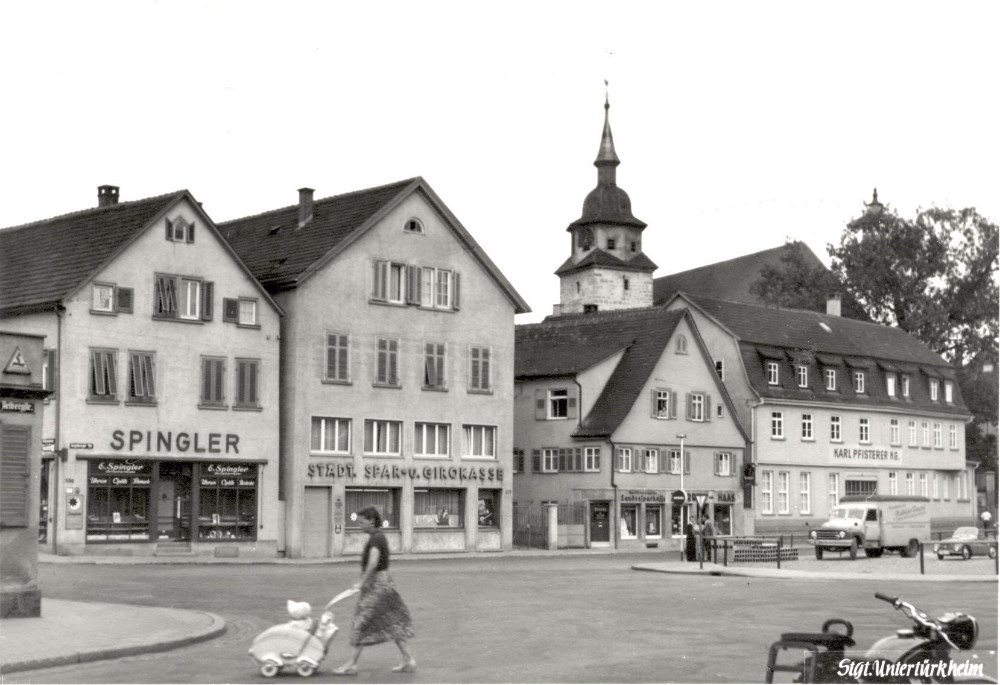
{"left": 808, "top": 495, "right": 930, "bottom": 560}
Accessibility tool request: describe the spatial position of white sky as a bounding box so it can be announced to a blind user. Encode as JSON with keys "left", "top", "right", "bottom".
{"left": 2, "top": 1, "right": 997, "bottom": 323}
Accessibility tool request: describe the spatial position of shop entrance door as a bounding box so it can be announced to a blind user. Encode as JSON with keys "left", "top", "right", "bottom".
{"left": 157, "top": 463, "right": 192, "bottom": 541}
{"left": 303, "top": 487, "right": 331, "bottom": 558}
{"left": 590, "top": 501, "right": 610, "bottom": 544}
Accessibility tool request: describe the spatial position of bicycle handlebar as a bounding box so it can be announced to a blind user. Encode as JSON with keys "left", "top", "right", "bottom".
{"left": 874, "top": 592, "right": 897, "bottom": 604}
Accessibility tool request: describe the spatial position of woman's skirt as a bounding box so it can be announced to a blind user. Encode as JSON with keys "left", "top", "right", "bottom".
{"left": 349, "top": 571, "right": 414, "bottom": 646}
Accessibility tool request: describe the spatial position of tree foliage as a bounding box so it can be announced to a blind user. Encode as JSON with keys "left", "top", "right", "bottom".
{"left": 753, "top": 200, "right": 999, "bottom": 469}
{"left": 830, "top": 205, "right": 998, "bottom": 365}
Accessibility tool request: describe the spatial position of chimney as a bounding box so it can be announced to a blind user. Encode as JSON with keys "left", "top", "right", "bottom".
{"left": 97, "top": 185, "right": 119, "bottom": 208}
{"left": 297, "top": 187, "right": 314, "bottom": 227}
{"left": 826, "top": 295, "right": 842, "bottom": 317}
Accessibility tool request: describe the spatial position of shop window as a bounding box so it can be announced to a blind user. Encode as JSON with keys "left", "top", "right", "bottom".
{"left": 712, "top": 505, "right": 732, "bottom": 536}
{"left": 645, "top": 504, "right": 662, "bottom": 538}
{"left": 86, "top": 460, "right": 151, "bottom": 541}
{"left": 478, "top": 491, "right": 498, "bottom": 527}
{"left": 200, "top": 357, "right": 226, "bottom": 407}
{"left": 312, "top": 417, "right": 351, "bottom": 453}
{"left": 345, "top": 487, "right": 399, "bottom": 529}
{"left": 234, "top": 358, "right": 260, "bottom": 409}
{"left": 413, "top": 488, "right": 464, "bottom": 528}
{"left": 198, "top": 464, "right": 257, "bottom": 540}
{"left": 620, "top": 505, "right": 637, "bottom": 539}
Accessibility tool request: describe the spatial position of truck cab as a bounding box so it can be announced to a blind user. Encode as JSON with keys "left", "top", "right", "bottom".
{"left": 809, "top": 496, "right": 929, "bottom": 560}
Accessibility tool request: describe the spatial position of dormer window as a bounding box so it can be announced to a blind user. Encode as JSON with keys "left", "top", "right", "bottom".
{"left": 630, "top": 241, "right": 637, "bottom": 252}
{"left": 944, "top": 381, "right": 953, "bottom": 403}
{"left": 825, "top": 368, "right": 837, "bottom": 391}
{"left": 623, "top": 276, "right": 630, "bottom": 291}
{"left": 606, "top": 238, "right": 616, "bottom": 250}
{"left": 886, "top": 374, "right": 897, "bottom": 397}
{"left": 853, "top": 371, "right": 865, "bottom": 394}
{"left": 901, "top": 375, "right": 910, "bottom": 397}
{"left": 403, "top": 218, "right": 424, "bottom": 234}
{"left": 796, "top": 365, "right": 808, "bottom": 388}
{"left": 767, "top": 362, "right": 779, "bottom": 385}
{"left": 930, "top": 379, "right": 939, "bottom": 401}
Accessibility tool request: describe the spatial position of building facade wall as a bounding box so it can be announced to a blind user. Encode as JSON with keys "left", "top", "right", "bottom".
{"left": 514, "top": 317, "right": 749, "bottom": 551}
{"left": 752, "top": 400, "right": 975, "bottom": 534}
{"left": 4, "top": 198, "right": 282, "bottom": 557}
{"left": 665, "top": 297, "right": 975, "bottom": 535}
{"left": 282, "top": 191, "right": 516, "bottom": 558}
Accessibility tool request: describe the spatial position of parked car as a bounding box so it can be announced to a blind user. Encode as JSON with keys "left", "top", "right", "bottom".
{"left": 933, "top": 527, "right": 998, "bottom": 560}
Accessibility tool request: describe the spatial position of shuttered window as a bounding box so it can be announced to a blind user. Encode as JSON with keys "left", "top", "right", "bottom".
{"left": 234, "top": 358, "right": 260, "bottom": 408}
{"left": 1, "top": 424, "right": 31, "bottom": 527}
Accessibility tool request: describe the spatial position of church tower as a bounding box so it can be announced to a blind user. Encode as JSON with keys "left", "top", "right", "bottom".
{"left": 554, "top": 88, "right": 657, "bottom": 315}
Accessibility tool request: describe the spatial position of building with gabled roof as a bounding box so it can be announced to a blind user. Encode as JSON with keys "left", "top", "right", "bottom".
{"left": 219, "top": 177, "right": 528, "bottom": 558}
{"left": 515, "top": 305, "right": 750, "bottom": 548}
{"left": 0, "top": 185, "right": 283, "bottom": 558}
{"left": 662, "top": 292, "right": 976, "bottom": 537}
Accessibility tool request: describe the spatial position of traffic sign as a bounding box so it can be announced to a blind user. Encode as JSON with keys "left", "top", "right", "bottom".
{"left": 670, "top": 489, "right": 686, "bottom": 505}
{"left": 695, "top": 494, "right": 707, "bottom": 508}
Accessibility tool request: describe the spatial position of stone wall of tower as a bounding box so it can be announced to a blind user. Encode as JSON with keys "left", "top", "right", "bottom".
{"left": 558, "top": 269, "right": 653, "bottom": 314}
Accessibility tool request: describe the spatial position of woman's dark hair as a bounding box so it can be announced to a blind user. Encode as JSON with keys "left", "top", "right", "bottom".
{"left": 357, "top": 507, "right": 382, "bottom": 528}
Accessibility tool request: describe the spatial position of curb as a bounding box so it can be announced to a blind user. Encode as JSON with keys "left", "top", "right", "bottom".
{"left": 631, "top": 563, "right": 999, "bottom": 583}
{"left": 0, "top": 609, "right": 226, "bottom": 675}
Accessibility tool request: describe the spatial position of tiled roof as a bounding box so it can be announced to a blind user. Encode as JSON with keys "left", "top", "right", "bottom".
{"left": 683, "top": 294, "right": 948, "bottom": 366}
{"left": 218, "top": 178, "right": 530, "bottom": 313}
{"left": 555, "top": 249, "right": 658, "bottom": 276}
{"left": 653, "top": 242, "right": 824, "bottom": 306}
{"left": 0, "top": 192, "right": 186, "bottom": 316}
{"left": 219, "top": 179, "right": 415, "bottom": 292}
{"left": 516, "top": 307, "right": 686, "bottom": 438}
{"left": 678, "top": 294, "right": 969, "bottom": 416}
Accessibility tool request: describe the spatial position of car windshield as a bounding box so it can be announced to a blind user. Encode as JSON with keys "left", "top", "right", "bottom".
{"left": 952, "top": 527, "right": 979, "bottom": 540}
{"left": 830, "top": 508, "right": 866, "bottom": 520}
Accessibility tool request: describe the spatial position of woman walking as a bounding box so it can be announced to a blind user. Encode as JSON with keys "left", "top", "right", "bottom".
{"left": 332, "top": 507, "right": 415, "bottom": 675}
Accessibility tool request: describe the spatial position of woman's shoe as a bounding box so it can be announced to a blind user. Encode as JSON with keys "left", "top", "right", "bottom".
{"left": 331, "top": 664, "right": 358, "bottom": 675}
{"left": 392, "top": 659, "right": 417, "bottom": 673}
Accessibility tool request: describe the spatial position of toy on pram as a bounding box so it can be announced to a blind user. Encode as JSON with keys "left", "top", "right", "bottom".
{"left": 249, "top": 588, "right": 358, "bottom": 677}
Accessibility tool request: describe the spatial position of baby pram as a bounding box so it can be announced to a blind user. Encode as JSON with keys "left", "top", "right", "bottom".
{"left": 249, "top": 588, "right": 358, "bottom": 677}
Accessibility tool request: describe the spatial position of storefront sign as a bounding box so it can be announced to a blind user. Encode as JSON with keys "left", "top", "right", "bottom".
{"left": 831, "top": 445, "right": 901, "bottom": 464}
{"left": 621, "top": 490, "right": 665, "bottom": 503}
{"left": 109, "top": 430, "right": 240, "bottom": 454}
{"left": 717, "top": 492, "right": 737, "bottom": 503}
{"left": 1, "top": 399, "right": 34, "bottom": 413}
{"left": 306, "top": 461, "right": 503, "bottom": 483}
{"left": 92, "top": 460, "right": 153, "bottom": 476}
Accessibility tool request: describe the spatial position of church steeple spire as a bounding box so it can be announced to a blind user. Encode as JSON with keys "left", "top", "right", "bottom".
{"left": 595, "top": 81, "right": 620, "bottom": 184}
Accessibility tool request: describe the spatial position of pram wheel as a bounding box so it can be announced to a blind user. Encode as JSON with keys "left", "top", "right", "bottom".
{"left": 260, "top": 660, "right": 280, "bottom": 677}
{"left": 296, "top": 662, "right": 316, "bottom": 677}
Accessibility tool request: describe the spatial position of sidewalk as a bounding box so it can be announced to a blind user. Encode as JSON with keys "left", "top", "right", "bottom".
{"left": 1, "top": 549, "right": 994, "bottom": 675}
